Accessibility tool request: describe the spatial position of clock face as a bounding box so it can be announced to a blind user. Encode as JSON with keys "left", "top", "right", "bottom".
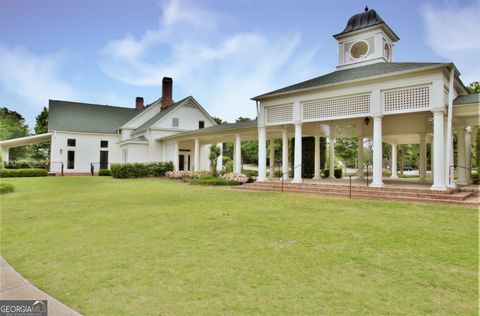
{"left": 350, "top": 41, "right": 369, "bottom": 59}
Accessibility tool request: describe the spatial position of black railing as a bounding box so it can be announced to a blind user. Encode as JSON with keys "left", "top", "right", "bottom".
{"left": 90, "top": 162, "right": 111, "bottom": 176}
{"left": 281, "top": 163, "right": 302, "bottom": 192}
{"left": 49, "top": 162, "right": 64, "bottom": 176}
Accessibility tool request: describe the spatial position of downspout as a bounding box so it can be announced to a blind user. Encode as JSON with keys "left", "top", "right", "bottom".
{"left": 445, "top": 67, "right": 455, "bottom": 187}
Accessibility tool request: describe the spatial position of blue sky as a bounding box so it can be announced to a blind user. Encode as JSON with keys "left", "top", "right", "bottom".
{"left": 1, "top": 0, "right": 479, "bottom": 129}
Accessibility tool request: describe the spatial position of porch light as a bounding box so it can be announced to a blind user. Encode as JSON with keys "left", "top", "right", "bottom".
{"left": 364, "top": 117, "right": 370, "bottom": 125}
{"left": 60, "top": 149, "right": 63, "bottom": 155}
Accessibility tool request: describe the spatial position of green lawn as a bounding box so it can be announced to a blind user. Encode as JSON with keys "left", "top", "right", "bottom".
{"left": 0, "top": 177, "right": 478, "bottom": 315}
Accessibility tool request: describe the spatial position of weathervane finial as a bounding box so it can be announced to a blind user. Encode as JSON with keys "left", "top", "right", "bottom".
{"left": 365, "top": 5, "right": 369, "bottom": 11}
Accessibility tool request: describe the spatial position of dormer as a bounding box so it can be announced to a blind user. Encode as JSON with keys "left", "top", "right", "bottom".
{"left": 334, "top": 7, "right": 399, "bottom": 70}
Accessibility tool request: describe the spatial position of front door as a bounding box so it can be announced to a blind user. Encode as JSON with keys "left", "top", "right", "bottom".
{"left": 100, "top": 151, "right": 109, "bottom": 169}
{"left": 179, "top": 155, "right": 185, "bottom": 171}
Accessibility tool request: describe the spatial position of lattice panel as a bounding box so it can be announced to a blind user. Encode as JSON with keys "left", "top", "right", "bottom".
{"left": 303, "top": 94, "right": 371, "bottom": 120}
{"left": 266, "top": 104, "right": 293, "bottom": 124}
{"left": 365, "top": 36, "right": 375, "bottom": 54}
{"left": 383, "top": 86, "right": 430, "bottom": 113}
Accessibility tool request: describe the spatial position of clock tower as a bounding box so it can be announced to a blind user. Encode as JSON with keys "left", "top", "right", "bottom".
{"left": 334, "top": 7, "right": 399, "bottom": 69}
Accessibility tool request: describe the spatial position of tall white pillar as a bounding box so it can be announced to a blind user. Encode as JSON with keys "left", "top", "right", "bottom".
{"left": 357, "top": 137, "right": 364, "bottom": 179}
{"left": 1, "top": 147, "right": 9, "bottom": 162}
{"left": 282, "top": 128, "right": 289, "bottom": 180}
{"left": 431, "top": 110, "right": 446, "bottom": 190}
{"left": 269, "top": 139, "right": 275, "bottom": 178}
{"left": 328, "top": 137, "right": 335, "bottom": 179}
{"left": 419, "top": 134, "right": 427, "bottom": 181}
{"left": 465, "top": 126, "right": 472, "bottom": 183}
{"left": 258, "top": 127, "right": 267, "bottom": 182}
{"left": 313, "top": 136, "right": 321, "bottom": 179}
{"left": 193, "top": 138, "right": 200, "bottom": 171}
{"left": 457, "top": 126, "right": 467, "bottom": 185}
{"left": 173, "top": 141, "right": 179, "bottom": 171}
{"left": 390, "top": 143, "right": 398, "bottom": 178}
{"left": 292, "top": 123, "right": 302, "bottom": 183}
{"left": 234, "top": 134, "right": 242, "bottom": 174}
{"left": 216, "top": 143, "right": 223, "bottom": 172}
{"left": 371, "top": 116, "right": 384, "bottom": 187}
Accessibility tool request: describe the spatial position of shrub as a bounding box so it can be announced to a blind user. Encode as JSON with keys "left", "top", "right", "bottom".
{"left": 189, "top": 176, "right": 241, "bottom": 186}
{"left": 98, "top": 169, "right": 111, "bottom": 176}
{"left": 472, "top": 169, "right": 479, "bottom": 185}
{"left": 3, "top": 160, "right": 49, "bottom": 169}
{"left": 322, "top": 168, "right": 343, "bottom": 179}
{"left": 0, "top": 183, "right": 15, "bottom": 194}
{"left": 274, "top": 170, "right": 283, "bottom": 178}
{"left": 183, "top": 170, "right": 211, "bottom": 180}
{"left": 221, "top": 173, "right": 249, "bottom": 184}
{"left": 166, "top": 171, "right": 185, "bottom": 179}
{"left": 110, "top": 162, "right": 173, "bottom": 178}
{"left": 0, "top": 168, "right": 48, "bottom": 178}
{"left": 222, "top": 156, "right": 232, "bottom": 165}
{"left": 224, "top": 160, "right": 233, "bottom": 173}
{"left": 242, "top": 170, "right": 258, "bottom": 177}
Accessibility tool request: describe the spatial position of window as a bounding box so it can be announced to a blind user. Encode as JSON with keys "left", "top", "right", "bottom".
{"left": 199, "top": 121, "right": 205, "bottom": 129}
{"left": 67, "top": 139, "right": 76, "bottom": 147}
{"left": 122, "top": 149, "right": 128, "bottom": 163}
{"left": 350, "top": 41, "right": 369, "bottom": 59}
{"left": 172, "top": 118, "right": 179, "bottom": 127}
{"left": 100, "top": 140, "right": 108, "bottom": 148}
{"left": 67, "top": 151, "right": 75, "bottom": 169}
{"left": 383, "top": 43, "right": 391, "bottom": 60}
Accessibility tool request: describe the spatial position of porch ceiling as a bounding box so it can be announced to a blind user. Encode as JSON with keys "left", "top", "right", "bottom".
{"left": 0, "top": 132, "right": 53, "bottom": 149}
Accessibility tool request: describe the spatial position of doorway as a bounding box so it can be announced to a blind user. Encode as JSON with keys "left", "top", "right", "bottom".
{"left": 100, "top": 150, "right": 109, "bottom": 169}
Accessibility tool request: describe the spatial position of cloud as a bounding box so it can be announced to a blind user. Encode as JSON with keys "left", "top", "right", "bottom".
{"left": 0, "top": 45, "right": 77, "bottom": 107}
{"left": 420, "top": 1, "right": 480, "bottom": 84}
{"left": 99, "top": 0, "right": 320, "bottom": 121}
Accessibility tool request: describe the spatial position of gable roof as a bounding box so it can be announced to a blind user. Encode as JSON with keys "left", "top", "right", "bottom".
{"left": 48, "top": 100, "right": 139, "bottom": 134}
{"left": 454, "top": 93, "right": 480, "bottom": 105}
{"left": 162, "top": 119, "right": 258, "bottom": 141}
{"left": 252, "top": 62, "right": 449, "bottom": 100}
{"left": 133, "top": 96, "right": 191, "bottom": 133}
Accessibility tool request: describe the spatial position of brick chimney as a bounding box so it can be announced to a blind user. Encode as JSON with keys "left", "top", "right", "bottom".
{"left": 135, "top": 97, "right": 144, "bottom": 110}
{"left": 161, "top": 77, "right": 173, "bottom": 109}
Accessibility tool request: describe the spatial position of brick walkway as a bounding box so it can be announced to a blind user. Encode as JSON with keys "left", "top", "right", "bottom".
{"left": 0, "top": 256, "right": 82, "bottom": 316}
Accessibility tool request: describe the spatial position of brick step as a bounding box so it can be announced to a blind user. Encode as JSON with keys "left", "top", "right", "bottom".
{"left": 247, "top": 181, "right": 455, "bottom": 195}
{"left": 233, "top": 185, "right": 473, "bottom": 204}
{"left": 242, "top": 183, "right": 470, "bottom": 201}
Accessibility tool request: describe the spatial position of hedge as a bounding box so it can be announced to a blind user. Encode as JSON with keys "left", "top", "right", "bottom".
{"left": 0, "top": 183, "right": 15, "bottom": 194}
{"left": 98, "top": 169, "right": 111, "bottom": 176}
{"left": 110, "top": 162, "right": 173, "bottom": 178}
{"left": 323, "top": 168, "right": 343, "bottom": 179}
{"left": 188, "top": 176, "right": 241, "bottom": 186}
{"left": 0, "top": 168, "right": 48, "bottom": 178}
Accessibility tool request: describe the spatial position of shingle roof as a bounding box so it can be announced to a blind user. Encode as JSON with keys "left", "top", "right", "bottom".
{"left": 453, "top": 93, "right": 480, "bottom": 105}
{"left": 253, "top": 62, "right": 448, "bottom": 100}
{"left": 163, "top": 119, "right": 258, "bottom": 140}
{"left": 134, "top": 96, "right": 191, "bottom": 132}
{"left": 48, "top": 100, "right": 139, "bottom": 134}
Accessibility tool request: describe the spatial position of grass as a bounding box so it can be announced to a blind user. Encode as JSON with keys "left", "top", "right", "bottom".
{"left": 0, "top": 182, "right": 15, "bottom": 194}
{"left": 0, "top": 177, "right": 478, "bottom": 315}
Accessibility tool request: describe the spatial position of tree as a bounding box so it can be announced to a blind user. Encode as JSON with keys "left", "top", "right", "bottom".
{"left": 235, "top": 117, "right": 252, "bottom": 123}
{"left": 32, "top": 106, "right": 49, "bottom": 160}
{"left": 211, "top": 116, "right": 224, "bottom": 125}
{"left": 208, "top": 144, "right": 221, "bottom": 176}
{"left": 0, "top": 107, "right": 30, "bottom": 160}
{"left": 466, "top": 81, "right": 480, "bottom": 94}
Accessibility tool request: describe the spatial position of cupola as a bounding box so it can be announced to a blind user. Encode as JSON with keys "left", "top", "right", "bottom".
{"left": 334, "top": 7, "right": 399, "bottom": 69}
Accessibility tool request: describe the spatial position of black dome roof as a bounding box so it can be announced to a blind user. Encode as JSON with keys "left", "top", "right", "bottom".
{"left": 334, "top": 7, "right": 399, "bottom": 40}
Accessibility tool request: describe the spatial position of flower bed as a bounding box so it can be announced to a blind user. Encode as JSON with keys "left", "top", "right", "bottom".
{"left": 220, "top": 173, "right": 249, "bottom": 184}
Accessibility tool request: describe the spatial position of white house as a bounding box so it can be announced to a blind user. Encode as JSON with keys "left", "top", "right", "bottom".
{"left": 1, "top": 7, "right": 479, "bottom": 191}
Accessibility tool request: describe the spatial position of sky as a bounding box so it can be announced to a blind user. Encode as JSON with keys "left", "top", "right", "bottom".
{"left": 1, "top": 0, "right": 479, "bottom": 129}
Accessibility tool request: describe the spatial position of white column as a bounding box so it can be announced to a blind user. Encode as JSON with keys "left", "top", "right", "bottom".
{"left": 173, "top": 141, "right": 179, "bottom": 171}
{"left": 430, "top": 139, "right": 434, "bottom": 182}
{"left": 234, "top": 134, "right": 242, "bottom": 174}
{"left": 371, "top": 116, "right": 384, "bottom": 187}
{"left": 328, "top": 137, "right": 335, "bottom": 179}
{"left": 357, "top": 137, "right": 364, "bottom": 179}
{"left": 216, "top": 143, "right": 223, "bottom": 172}
{"left": 258, "top": 127, "right": 267, "bottom": 181}
{"left": 465, "top": 126, "right": 472, "bottom": 183}
{"left": 313, "top": 136, "right": 321, "bottom": 179}
{"left": 419, "top": 134, "right": 427, "bottom": 181}
{"left": 193, "top": 138, "right": 200, "bottom": 171}
{"left": 456, "top": 126, "right": 467, "bottom": 185}
{"left": 269, "top": 139, "right": 275, "bottom": 178}
{"left": 431, "top": 110, "right": 446, "bottom": 190}
{"left": 445, "top": 68, "right": 455, "bottom": 187}
{"left": 292, "top": 123, "right": 302, "bottom": 183}
{"left": 1, "top": 147, "right": 9, "bottom": 162}
{"left": 282, "top": 128, "right": 289, "bottom": 180}
{"left": 390, "top": 144, "right": 398, "bottom": 178}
